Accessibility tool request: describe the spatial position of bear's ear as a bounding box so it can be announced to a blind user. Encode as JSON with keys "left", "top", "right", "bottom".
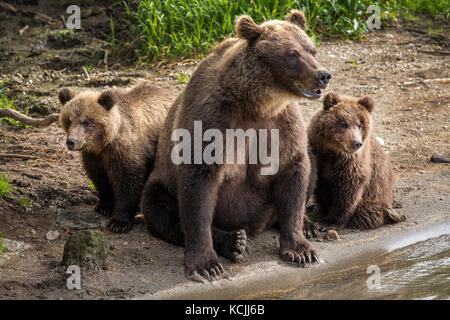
{"left": 285, "top": 10, "right": 307, "bottom": 30}
{"left": 58, "top": 87, "right": 75, "bottom": 105}
{"left": 323, "top": 92, "right": 340, "bottom": 110}
{"left": 97, "top": 90, "right": 116, "bottom": 110}
{"left": 358, "top": 96, "right": 374, "bottom": 113}
{"left": 236, "top": 15, "right": 262, "bottom": 42}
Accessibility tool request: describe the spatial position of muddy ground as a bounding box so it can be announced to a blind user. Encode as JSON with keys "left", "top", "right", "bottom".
{"left": 0, "top": 1, "right": 449, "bottom": 299}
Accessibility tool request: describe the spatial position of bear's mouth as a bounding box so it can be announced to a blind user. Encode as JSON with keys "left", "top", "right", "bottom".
{"left": 302, "top": 88, "right": 322, "bottom": 99}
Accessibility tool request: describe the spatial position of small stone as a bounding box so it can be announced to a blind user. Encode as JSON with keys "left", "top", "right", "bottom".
{"left": 430, "top": 153, "right": 450, "bottom": 163}
{"left": 375, "top": 136, "right": 385, "bottom": 146}
{"left": 46, "top": 230, "right": 60, "bottom": 241}
{"left": 62, "top": 230, "right": 109, "bottom": 269}
{"left": 323, "top": 230, "right": 340, "bottom": 241}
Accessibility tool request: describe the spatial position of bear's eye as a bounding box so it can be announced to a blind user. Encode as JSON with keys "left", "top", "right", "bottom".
{"left": 358, "top": 123, "right": 364, "bottom": 129}
{"left": 340, "top": 121, "right": 348, "bottom": 129}
{"left": 81, "top": 119, "right": 90, "bottom": 127}
{"left": 288, "top": 50, "right": 300, "bottom": 58}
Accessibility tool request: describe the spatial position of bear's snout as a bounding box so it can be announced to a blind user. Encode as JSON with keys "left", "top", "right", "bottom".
{"left": 315, "top": 69, "right": 331, "bottom": 88}
{"left": 352, "top": 140, "right": 363, "bottom": 150}
{"left": 66, "top": 138, "right": 76, "bottom": 151}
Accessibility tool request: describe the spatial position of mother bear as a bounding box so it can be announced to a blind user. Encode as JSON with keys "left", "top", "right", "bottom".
{"left": 141, "top": 10, "right": 331, "bottom": 281}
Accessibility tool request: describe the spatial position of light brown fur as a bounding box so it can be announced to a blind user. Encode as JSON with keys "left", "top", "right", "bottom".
{"left": 59, "top": 82, "right": 175, "bottom": 233}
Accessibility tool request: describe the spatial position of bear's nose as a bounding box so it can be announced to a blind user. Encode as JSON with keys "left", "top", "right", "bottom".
{"left": 316, "top": 69, "right": 331, "bottom": 87}
{"left": 352, "top": 141, "right": 363, "bottom": 150}
{"left": 66, "top": 138, "right": 76, "bottom": 150}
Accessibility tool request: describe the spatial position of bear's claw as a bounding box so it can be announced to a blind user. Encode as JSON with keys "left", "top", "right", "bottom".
{"left": 95, "top": 202, "right": 113, "bottom": 217}
{"left": 107, "top": 218, "right": 133, "bottom": 233}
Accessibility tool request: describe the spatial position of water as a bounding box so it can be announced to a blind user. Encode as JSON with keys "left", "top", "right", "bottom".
{"left": 271, "top": 234, "right": 450, "bottom": 300}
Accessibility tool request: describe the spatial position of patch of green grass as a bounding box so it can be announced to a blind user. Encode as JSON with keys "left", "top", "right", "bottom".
{"left": 118, "top": 0, "right": 449, "bottom": 62}
{"left": 20, "top": 197, "right": 33, "bottom": 209}
{"left": 0, "top": 174, "right": 14, "bottom": 198}
{"left": 0, "top": 232, "right": 4, "bottom": 254}
{"left": 84, "top": 64, "right": 93, "bottom": 73}
{"left": 175, "top": 72, "right": 190, "bottom": 84}
{"left": 0, "top": 80, "right": 29, "bottom": 129}
{"left": 89, "top": 181, "right": 97, "bottom": 191}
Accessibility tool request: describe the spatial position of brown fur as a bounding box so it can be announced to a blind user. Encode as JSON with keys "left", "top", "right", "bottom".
{"left": 59, "top": 83, "right": 175, "bottom": 233}
{"left": 141, "top": 11, "right": 330, "bottom": 280}
{"left": 308, "top": 92, "right": 405, "bottom": 229}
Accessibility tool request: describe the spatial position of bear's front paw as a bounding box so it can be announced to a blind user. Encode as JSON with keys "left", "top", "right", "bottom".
{"left": 303, "top": 216, "right": 320, "bottom": 239}
{"left": 95, "top": 202, "right": 113, "bottom": 217}
{"left": 280, "top": 236, "right": 320, "bottom": 268}
{"left": 106, "top": 218, "right": 133, "bottom": 233}
{"left": 185, "top": 249, "right": 225, "bottom": 283}
{"left": 385, "top": 208, "right": 406, "bottom": 223}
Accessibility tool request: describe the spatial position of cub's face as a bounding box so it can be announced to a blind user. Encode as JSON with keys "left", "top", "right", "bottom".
{"left": 58, "top": 88, "right": 119, "bottom": 153}
{"left": 236, "top": 10, "right": 331, "bottom": 99}
{"left": 320, "top": 93, "right": 374, "bottom": 155}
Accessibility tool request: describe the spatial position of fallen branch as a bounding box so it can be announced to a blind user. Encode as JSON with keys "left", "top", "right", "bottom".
{"left": 0, "top": 153, "right": 36, "bottom": 160}
{"left": 0, "top": 108, "right": 59, "bottom": 128}
{"left": 400, "top": 78, "right": 450, "bottom": 87}
{"left": 417, "top": 49, "right": 450, "bottom": 56}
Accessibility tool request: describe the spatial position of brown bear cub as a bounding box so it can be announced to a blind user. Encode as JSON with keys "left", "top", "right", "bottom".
{"left": 141, "top": 11, "right": 330, "bottom": 282}
{"left": 59, "top": 83, "right": 174, "bottom": 233}
{"left": 308, "top": 92, "right": 405, "bottom": 229}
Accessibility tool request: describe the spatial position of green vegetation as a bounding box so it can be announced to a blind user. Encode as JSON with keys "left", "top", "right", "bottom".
{"left": 0, "top": 232, "right": 4, "bottom": 254}
{"left": 0, "top": 174, "right": 14, "bottom": 198}
{"left": 0, "top": 80, "right": 29, "bottom": 129}
{"left": 20, "top": 197, "right": 33, "bottom": 209}
{"left": 175, "top": 72, "right": 190, "bottom": 84}
{"left": 118, "top": 0, "right": 449, "bottom": 62}
{"left": 89, "top": 181, "right": 97, "bottom": 191}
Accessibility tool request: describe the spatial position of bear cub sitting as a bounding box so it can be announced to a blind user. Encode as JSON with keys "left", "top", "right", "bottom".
{"left": 308, "top": 92, "right": 405, "bottom": 229}
{"left": 59, "top": 83, "right": 174, "bottom": 233}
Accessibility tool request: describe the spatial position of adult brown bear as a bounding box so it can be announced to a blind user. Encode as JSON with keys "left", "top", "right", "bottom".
{"left": 141, "top": 11, "right": 331, "bottom": 281}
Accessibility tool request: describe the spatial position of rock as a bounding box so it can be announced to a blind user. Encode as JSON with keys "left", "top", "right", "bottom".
{"left": 2, "top": 239, "right": 32, "bottom": 252}
{"left": 430, "top": 153, "right": 450, "bottom": 163}
{"left": 62, "top": 230, "right": 109, "bottom": 269}
{"left": 56, "top": 208, "right": 100, "bottom": 230}
{"left": 46, "top": 230, "right": 60, "bottom": 241}
{"left": 323, "top": 230, "right": 340, "bottom": 241}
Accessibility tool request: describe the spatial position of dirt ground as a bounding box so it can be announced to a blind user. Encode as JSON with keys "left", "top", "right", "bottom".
{"left": 0, "top": 1, "right": 449, "bottom": 299}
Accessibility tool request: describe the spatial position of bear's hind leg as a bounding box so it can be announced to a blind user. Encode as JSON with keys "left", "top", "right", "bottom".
{"left": 347, "top": 203, "right": 386, "bottom": 229}
{"left": 212, "top": 228, "right": 247, "bottom": 263}
{"left": 141, "top": 180, "right": 184, "bottom": 246}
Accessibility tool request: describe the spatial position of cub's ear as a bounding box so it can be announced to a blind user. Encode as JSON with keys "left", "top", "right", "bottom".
{"left": 358, "top": 96, "right": 374, "bottom": 113}
{"left": 98, "top": 89, "right": 116, "bottom": 110}
{"left": 58, "top": 87, "right": 75, "bottom": 105}
{"left": 285, "top": 10, "right": 306, "bottom": 30}
{"left": 236, "top": 15, "right": 262, "bottom": 42}
{"left": 323, "top": 92, "right": 340, "bottom": 110}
